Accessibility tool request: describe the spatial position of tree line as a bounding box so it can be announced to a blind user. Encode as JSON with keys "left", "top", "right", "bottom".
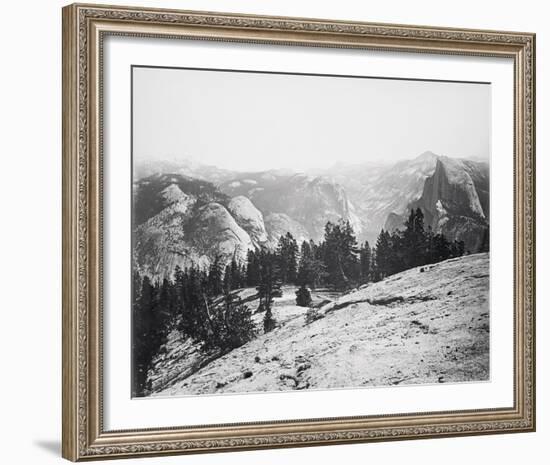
{"left": 133, "top": 208, "right": 481, "bottom": 395}
{"left": 373, "top": 208, "right": 472, "bottom": 279}
{"left": 246, "top": 208, "right": 473, "bottom": 290}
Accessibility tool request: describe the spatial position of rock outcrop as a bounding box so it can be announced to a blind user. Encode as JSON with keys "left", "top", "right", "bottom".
{"left": 227, "top": 196, "right": 268, "bottom": 248}
{"left": 133, "top": 174, "right": 258, "bottom": 279}
{"left": 317, "top": 151, "right": 441, "bottom": 242}
{"left": 192, "top": 202, "right": 254, "bottom": 264}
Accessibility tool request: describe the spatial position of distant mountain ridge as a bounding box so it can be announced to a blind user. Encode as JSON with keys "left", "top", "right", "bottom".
{"left": 219, "top": 171, "right": 363, "bottom": 243}
{"left": 316, "top": 151, "right": 442, "bottom": 242}
{"left": 133, "top": 152, "right": 489, "bottom": 278}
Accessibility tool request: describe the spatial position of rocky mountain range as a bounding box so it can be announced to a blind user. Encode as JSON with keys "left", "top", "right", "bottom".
{"left": 133, "top": 152, "right": 489, "bottom": 279}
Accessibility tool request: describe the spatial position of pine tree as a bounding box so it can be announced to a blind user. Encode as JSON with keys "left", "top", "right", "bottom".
{"left": 297, "top": 240, "right": 326, "bottom": 288}
{"left": 425, "top": 226, "right": 435, "bottom": 264}
{"left": 451, "top": 239, "right": 466, "bottom": 258}
{"left": 132, "top": 275, "right": 164, "bottom": 396}
{"left": 198, "top": 289, "right": 220, "bottom": 350}
{"left": 158, "top": 277, "right": 176, "bottom": 327}
{"left": 402, "top": 208, "right": 428, "bottom": 269}
{"left": 207, "top": 255, "right": 223, "bottom": 296}
{"left": 246, "top": 249, "right": 260, "bottom": 286}
{"left": 173, "top": 265, "right": 185, "bottom": 309}
{"left": 218, "top": 288, "right": 256, "bottom": 350}
{"left": 256, "top": 251, "right": 282, "bottom": 303}
{"left": 277, "top": 232, "right": 298, "bottom": 284}
{"left": 374, "top": 229, "right": 391, "bottom": 280}
{"left": 388, "top": 230, "right": 405, "bottom": 275}
{"left": 432, "top": 233, "right": 452, "bottom": 262}
{"left": 295, "top": 284, "right": 312, "bottom": 307}
{"left": 255, "top": 251, "right": 280, "bottom": 330}
{"left": 479, "top": 228, "right": 490, "bottom": 253}
{"left": 223, "top": 264, "right": 233, "bottom": 293}
{"left": 179, "top": 266, "right": 206, "bottom": 340}
{"left": 339, "top": 221, "right": 360, "bottom": 282}
{"left": 131, "top": 272, "right": 143, "bottom": 396}
{"left": 230, "top": 258, "right": 242, "bottom": 289}
{"left": 359, "top": 240, "right": 372, "bottom": 283}
{"left": 323, "top": 220, "right": 359, "bottom": 289}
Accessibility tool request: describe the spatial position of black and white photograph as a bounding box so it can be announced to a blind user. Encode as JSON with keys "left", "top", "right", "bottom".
{"left": 131, "top": 65, "right": 491, "bottom": 398}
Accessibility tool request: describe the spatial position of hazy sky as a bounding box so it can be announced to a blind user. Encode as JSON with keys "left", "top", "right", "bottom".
{"left": 133, "top": 66, "right": 490, "bottom": 172}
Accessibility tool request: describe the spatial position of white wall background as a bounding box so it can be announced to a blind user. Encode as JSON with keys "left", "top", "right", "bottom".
{"left": 0, "top": 0, "right": 546, "bottom": 463}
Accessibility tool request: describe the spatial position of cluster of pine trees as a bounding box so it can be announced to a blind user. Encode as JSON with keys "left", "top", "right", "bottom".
{"left": 245, "top": 224, "right": 370, "bottom": 292}
{"left": 133, "top": 207, "right": 475, "bottom": 396}
{"left": 373, "top": 208, "right": 469, "bottom": 279}
{"left": 245, "top": 209, "right": 470, "bottom": 293}
{"left": 132, "top": 257, "right": 254, "bottom": 396}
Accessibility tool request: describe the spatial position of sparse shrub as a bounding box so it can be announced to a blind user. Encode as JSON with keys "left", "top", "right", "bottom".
{"left": 305, "top": 307, "right": 323, "bottom": 325}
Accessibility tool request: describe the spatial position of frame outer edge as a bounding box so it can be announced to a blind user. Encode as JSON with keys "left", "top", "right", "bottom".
{"left": 62, "top": 3, "right": 536, "bottom": 460}
{"left": 529, "top": 32, "right": 536, "bottom": 432}
{"left": 62, "top": 3, "right": 80, "bottom": 462}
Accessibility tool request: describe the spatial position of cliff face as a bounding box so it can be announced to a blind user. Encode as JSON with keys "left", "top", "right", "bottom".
{"left": 134, "top": 199, "right": 255, "bottom": 279}
{"left": 421, "top": 157, "right": 486, "bottom": 219}
{"left": 317, "top": 151, "right": 440, "bottom": 243}
{"left": 387, "top": 157, "right": 489, "bottom": 252}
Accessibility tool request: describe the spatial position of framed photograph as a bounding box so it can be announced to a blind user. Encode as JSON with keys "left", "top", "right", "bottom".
{"left": 62, "top": 3, "right": 536, "bottom": 461}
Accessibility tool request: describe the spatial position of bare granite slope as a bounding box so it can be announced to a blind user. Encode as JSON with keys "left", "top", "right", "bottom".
{"left": 152, "top": 253, "right": 489, "bottom": 397}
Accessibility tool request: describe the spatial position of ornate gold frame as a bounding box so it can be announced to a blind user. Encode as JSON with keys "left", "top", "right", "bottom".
{"left": 62, "top": 3, "right": 536, "bottom": 461}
